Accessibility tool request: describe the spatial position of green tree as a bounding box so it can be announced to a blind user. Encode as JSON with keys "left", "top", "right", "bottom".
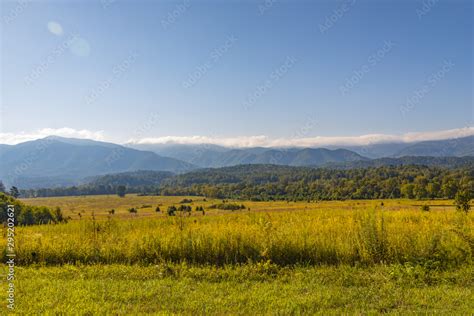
{"left": 413, "top": 176, "right": 428, "bottom": 200}
{"left": 0, "top": 181, "right": 5, "bottom": 193}
{"left": 9, "top": 186, "right": 20, "bottom": 198}
{"left": 400, "top": 183, "right": 415, "bottom": 199}
{"left": 167, "top": 206, "right": 177, "bottom": 216}
{"left": 426, "top": 182, "right": 440, "bottom": 199}
{"left": 442, "top": 179, "right": 458, "bottom": 199}
{"left": 116, "top": 185, "right": 126, "bottom": 197}
{"left": 18, "top": 208, "right": 35, "bottom": 225}
{"left": 454, "top": 189, "right": 471, "bottom": 213}
{"left": 54, "top": 207, "right": 65, "bottom": 223}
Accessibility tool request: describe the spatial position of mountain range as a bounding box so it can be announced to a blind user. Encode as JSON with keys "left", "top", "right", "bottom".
{"left": 0, "top": 135, "right": 472, "bottom": 188}
{"left": 338, "top": 136, "right": 474, "bottom": 158}
{"left": 0, "top": 136, "right": 194, "bottom": 188}
{"left": 128, "top": 135, "right": 474, "bottom": 165}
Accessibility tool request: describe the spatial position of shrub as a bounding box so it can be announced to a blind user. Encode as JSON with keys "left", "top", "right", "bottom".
{"left": 178, "top": 205, "right": 192, "bottom": 213}
{"left": 167, "top": 206, "right": 177, "bottom": 216}
{"left": 0, "top": 193, "right": 62, "bottom": 226}
{"left": 54, "top": 207, "right": 65, "bottom": 222}
{"left": 420, "top": 205, "right": 430, "bottom": 212}
{"left": 116, "top": 185, "right": 126, "bottom": 197}
{"left": 208, "top": 203, "right": 245, "bottom": 211}
{"left": 454, "top": 189, "right": 471, "bottom": 213}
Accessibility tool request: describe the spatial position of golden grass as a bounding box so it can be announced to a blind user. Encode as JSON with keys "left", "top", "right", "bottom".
{"left": 7, "top": 195, "right": 473, "bottom": 266}
{"left": 20, "top": 194, "right": 458, "bottom": 219}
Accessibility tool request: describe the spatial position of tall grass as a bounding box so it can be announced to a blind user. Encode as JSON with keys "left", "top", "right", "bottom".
{"left": 4, "top": 206, "right": 472, "bottom": 267}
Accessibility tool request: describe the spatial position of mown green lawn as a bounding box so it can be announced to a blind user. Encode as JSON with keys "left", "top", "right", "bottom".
{"left": 3, "top": 263, "right": 473, "bottom": 315}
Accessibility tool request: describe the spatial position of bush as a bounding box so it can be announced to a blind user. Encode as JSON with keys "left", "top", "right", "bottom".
{"left": 128, "top": 208, "right": 137, "bottom": 214}
{"left": 454, "top": 189, "right": 471, "bottom": 213}
{"left": 167, "top": 206, "right": 177, "bottom": 216}
{"left": 54, "top": 207, "right": 65, "bottom": 222}
{"left": 178, "top": 205, "right": 191, "bottom": 212}
{"left": 0, "top": 193, "right": 63, "bottom": 226}
{"left": 208, "top": 203, "right": 245, "bottom": 211}
{"left": 116, "top": 185, "right": 126, "bottom": 197}
{"left": 420, "top": 205, "right": 430, "bottom": 212}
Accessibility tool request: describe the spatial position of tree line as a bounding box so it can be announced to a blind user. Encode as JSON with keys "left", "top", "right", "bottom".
{"left": 0, "top": 191, "right": 66, "bottom": 226}
{"left": 14, "top": 164, "right": 473, "bottom": 201}
{"left": 154, "top": 165, "right": 472, "bottom": 201}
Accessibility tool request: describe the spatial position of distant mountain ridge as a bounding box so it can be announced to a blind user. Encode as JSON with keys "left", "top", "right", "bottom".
{"left": 128, "top": 145, "right": 369, "bottom": 168}
{"left": 91, "top": 156, "right": 474, "bottom": 187}
{"left": 1, "top": 134, "right": 473, "bottom": 189}
{"left": 0, "top": 136, "right": 194, "bottom": 188}
{"left": 84, "top": 170, "right": 174, "bottom": 187}
{"left": 338, "top": 135, "right": 474, "bottom": 158}
{"left": 393, "top": 136, "right": 474, "bottom": 157}
{"left": 325, "top": 156, "right": 474, "bottom": 169}
{"left": 130, "top": 135, "right": 474, "bottom": 161}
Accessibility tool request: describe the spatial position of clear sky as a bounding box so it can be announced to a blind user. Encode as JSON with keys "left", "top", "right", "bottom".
{"left": 0, "top": 0, "right": 472, "bottom": 145}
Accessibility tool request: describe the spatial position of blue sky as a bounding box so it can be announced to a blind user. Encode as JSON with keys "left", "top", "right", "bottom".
{"left": 0, "top": 0, "right": 472, "bottom": 146}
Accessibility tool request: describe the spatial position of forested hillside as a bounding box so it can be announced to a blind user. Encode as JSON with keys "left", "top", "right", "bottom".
{"left": 19, "top": 164, "right": 473, "bottom": 201}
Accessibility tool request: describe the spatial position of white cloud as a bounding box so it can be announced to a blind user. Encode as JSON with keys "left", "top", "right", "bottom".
{"left": 1, "top": 126, "right": 472, "bottom": 148}
{"left": 128, "top": 135, "right": 270, "bottom": 148}
{"left": 0, "top": 128, "right": 105, "bottom": 145}
{"left": 47, "top": 21, "right": 63, "bottom": 36}
{"left": 127, "top": 127, "right": 474, "bottom": 148}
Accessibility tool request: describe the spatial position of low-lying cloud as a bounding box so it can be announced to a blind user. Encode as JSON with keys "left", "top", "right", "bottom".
{"left": 0, "top": 128, "right": 105, "bottom": 145}
{"left": 1, "top": 126, "right": 472, "bottom": 148}
{"left": 128, "top": 127, "right": 474, "bottom": 148}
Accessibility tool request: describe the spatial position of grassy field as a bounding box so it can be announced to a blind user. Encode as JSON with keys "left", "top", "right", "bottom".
{"left": 6, "top": 264, "right": 473, "bottom": 314}
{"left": 21, "top": 194, "right": 460, "bottom": 219}
{"left": 2, "top": 195, "right": 473, "bottom": 314}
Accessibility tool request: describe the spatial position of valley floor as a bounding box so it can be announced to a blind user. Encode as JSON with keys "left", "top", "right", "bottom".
{"left": 4, "top": 196, "right": 473, "bottom": 314}
{"left": 4, "top": 263, "right": 473, "bottom": 315}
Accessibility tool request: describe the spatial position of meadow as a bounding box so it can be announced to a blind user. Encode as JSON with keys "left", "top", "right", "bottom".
{"left": 8, "top": 264, "right": 474, "bottom": 314}
{"left": 2, "top": 195, "right": 473, "bottom": 314}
